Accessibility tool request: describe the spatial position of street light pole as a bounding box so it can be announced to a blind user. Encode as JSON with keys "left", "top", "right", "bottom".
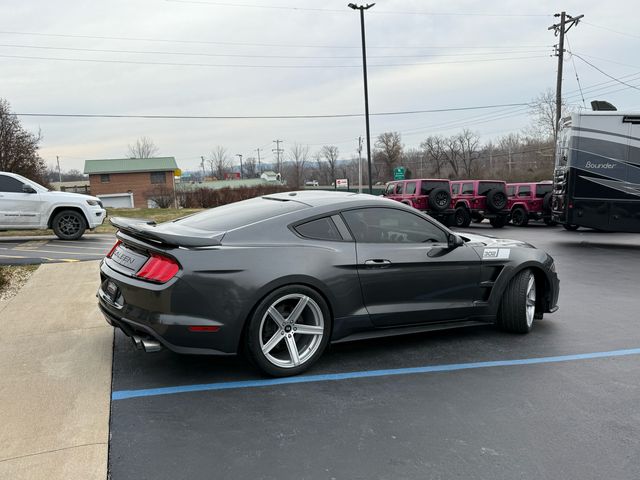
{"left": 348, "top": 2, "right": 375, "bottom": 195}
{"left": 236, "top": 154, "right": 243, "bottom": 179}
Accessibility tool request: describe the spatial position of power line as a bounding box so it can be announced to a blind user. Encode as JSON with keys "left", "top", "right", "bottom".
{"left": 0, "top": 53, "right": 549, "bottom": 69}
{"left": 13, "top": 103, "right": 531, "bottom": 120}
{"left": 566, "top": 37, "right": 586, "bottom": 108}
{"left": 0, "top": 30, "right": 550, "bottom": 50}
{"left": 166, "top": 0, "right": 550, "bottom": 17}
{"left": 581, "top": 21, "right": 640, "bottom": 40}
{"left": 0, "top": 43, "right": 551, "bottom": 60}
{"left": 569, "top": 52, "right": 640, "bottom": 92}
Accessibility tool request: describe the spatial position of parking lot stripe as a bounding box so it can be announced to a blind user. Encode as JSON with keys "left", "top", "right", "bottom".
{"left": 111, "top": 347, "right": 640, "bottom": 401}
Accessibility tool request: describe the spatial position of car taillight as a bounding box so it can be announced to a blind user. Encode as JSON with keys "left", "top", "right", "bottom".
{"left": 136, "top": 254, "right": 180, "bottom": 283}
{"left": 106, "top": 240, "right": 122, "bottom": 258}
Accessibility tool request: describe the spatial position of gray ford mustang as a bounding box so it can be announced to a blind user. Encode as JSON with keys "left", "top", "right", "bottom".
{"left": 98, "top": 191, "right": 559, "bottom": 376}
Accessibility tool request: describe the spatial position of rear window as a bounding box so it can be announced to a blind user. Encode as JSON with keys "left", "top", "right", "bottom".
{"left": 405, "top": 182, "right": 416, "bottom": 194}
{"left": 420, "top": 181, "right": 449, "bottom": 195}
{"left": 536, "top": 184, "right": 552, "bottom": 197}
{"left": 478, "top": 182, "right": 505, "bottom": 195}
{"left": 451, "top": 183, "right": 460, "bottom": 195}
{"left": 175, "top": 197, "right": 306, "bottom": 231}
{"left": 507, "top": 185, "right": 515, "bottom": 196}
{"left": 295, "top": 217, "right": 342, "bottom": 241}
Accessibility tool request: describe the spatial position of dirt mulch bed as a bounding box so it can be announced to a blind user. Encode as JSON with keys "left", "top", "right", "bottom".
{"left": 0, "top": 265, "right": 39, "bottom": 305}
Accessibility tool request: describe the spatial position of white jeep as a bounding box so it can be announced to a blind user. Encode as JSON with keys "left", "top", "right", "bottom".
{"left": 0, "top": 172, "right": 106, "bottom": 240}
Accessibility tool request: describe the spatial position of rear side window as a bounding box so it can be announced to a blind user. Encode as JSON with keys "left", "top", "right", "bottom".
{"left": 295, "top": 217, "right": 342, "bottom": 241}
{"left": 0, "top": 175, "right": 24, "bottom": 193}
{"left": 536, "top": 184, "right": 552, "bottom": 197}
{"left": 421, "top": 181, "right": 449, "bottom": 195}
{"left": 478, "top": 182, "right": 505, "bottom": 195}
{"left": 451, "top": 183, "right": 460, "bottom": 195}
{"left": 507, "top": 186, "right": 515, "bottom": 196}
{"left": 462, "top": 183, "right": 474, "bottom": 195}
{"left": 518, "top": 185, "right": 532, "bottom": 197}
{"left": 176, "top": 197, "right": 307, "bottom": 231}
{"left": 405, "top": 182, "right": 416, "bottom": 194}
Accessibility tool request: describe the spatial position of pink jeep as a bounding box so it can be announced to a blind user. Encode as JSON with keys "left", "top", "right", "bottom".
{"left": 507, "top": 181, "right": 555, "bottom": 226}
{"left": 451, "top": 180, "right": 510, "bottom": 228}
{"left": 383, "top": 179, "right": 454, "bottom": 224}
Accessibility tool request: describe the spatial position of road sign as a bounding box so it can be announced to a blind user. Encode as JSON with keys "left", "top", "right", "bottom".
{"left": 393, "top": 166, "right": 406, "bottom": 180}
{"left": 335, "top": 178, "right": 349, "bottom": 189}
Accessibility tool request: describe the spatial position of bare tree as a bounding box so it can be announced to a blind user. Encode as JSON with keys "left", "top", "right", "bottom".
{"left": 0, "top": 98, "right": 46, "bottom": 183}
{"left": 374, "top": 132, "right": 403, "bottom": 180}
{"left": 443, "top": 136, "right": 462, "bottom": 178}
{"left": 288, "top": 143, "right": 309, "bottom": 187}
{"left": 127, "top": 136, "right": 159, "bottom": 158}
{"left": 208, "top": 146, "right": 230, "bottom": 179}
{"left": 244, "top": 157, "right": 257, "bottom": 178}
{"left": 313, "top": 151, "right": 328, "bottom": 185}
{"left": 528, "top": 88, "right": 570, "bottom": 141}
{"left": 420, "top": 136, "right": 447, "bottom": 177}
{"left": 457, "top": 129, "right": 480, "bottom": 177}
{"left": 320, "top": 145, "right": 339, "bottom": 184}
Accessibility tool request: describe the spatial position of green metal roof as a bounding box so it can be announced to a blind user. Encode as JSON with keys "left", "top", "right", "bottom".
{"left": 84, "top": 157, "right": 178, "bottom": 174}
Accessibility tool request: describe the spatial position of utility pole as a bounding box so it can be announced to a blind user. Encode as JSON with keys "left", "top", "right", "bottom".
{"left": 200, "top": 156, "right": 206, "bottom": 181}
{"left": 236, "top": 154, "right": 243, "bottom": 179}
{"left": 357, "top": 136, "right": 363, "bottom": 193}
{"left": 272, "top": 140, "right": 284, "bottom": 177}
{"left": 548, "top": 11, "right": 583, "bottom": 144}
{"left": 349, "top": 3, "right": 375, "bottom": 194}
{"left": 255, "top": 148, "right": 262, "bottom": 174}
{"left": 56, "top": 156, "right": 62, "bottom": 183}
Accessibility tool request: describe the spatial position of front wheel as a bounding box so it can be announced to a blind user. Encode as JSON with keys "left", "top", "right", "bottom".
{"left": 510, "top": 208, "right": 529, "bottom": 227}
{"left": 563, "top": 224, "right": 579, "bottom": 231}
{"left": 246, "top": 285, "right": 331, "bottom": 377}
{"left": 454, "top": 207, "right": 471, "bottom": 228}
{"left": 52, "top": 210, "right": 86, "bottom": 240}
{"left": 497, "top": 269, "right": 537, "bottom": 334}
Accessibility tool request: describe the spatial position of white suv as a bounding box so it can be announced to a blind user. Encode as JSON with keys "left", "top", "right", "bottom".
{"left": 0, "top": 172, "right": 106, "bottom": 240}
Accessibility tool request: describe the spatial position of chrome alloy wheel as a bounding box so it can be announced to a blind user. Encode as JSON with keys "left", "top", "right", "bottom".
{"left": 525, "top": 274, "right": 536, "bottom": 327}
{"left": 259, "top": 293, "right": 325, "bottom": 368}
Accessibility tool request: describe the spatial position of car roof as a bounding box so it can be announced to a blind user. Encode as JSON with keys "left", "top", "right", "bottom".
{"left": 263, "top": 190, "right": 390, "bottom": 208}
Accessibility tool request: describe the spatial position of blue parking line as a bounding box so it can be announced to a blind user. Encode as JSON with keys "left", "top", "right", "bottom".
{"left": 111, "top": 347, "right": 640, "bottom": 401}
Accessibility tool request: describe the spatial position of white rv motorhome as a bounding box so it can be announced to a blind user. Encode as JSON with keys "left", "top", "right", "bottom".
{"left": 552, "top": 106, "right": 640, "bottom": 232}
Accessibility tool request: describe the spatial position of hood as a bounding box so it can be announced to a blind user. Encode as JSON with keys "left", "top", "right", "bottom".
{"left": 458, "top": 232, "right": 534, "bottom": 249}
{"left": 47, "top": 190, "right": 101, "bottom": 202}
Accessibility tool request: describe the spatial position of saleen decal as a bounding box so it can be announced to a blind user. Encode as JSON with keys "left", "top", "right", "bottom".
{"left": 483, "top": 248, "right": 510, "bottom": 260}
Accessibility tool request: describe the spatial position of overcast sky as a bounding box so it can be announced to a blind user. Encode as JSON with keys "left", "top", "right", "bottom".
{"left": 1, "top": 0, "right": 639, "bottom": 173}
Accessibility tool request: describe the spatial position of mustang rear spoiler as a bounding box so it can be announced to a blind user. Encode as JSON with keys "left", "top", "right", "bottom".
{"left": 109, "top": 217, "right": 224, "bottom": 248}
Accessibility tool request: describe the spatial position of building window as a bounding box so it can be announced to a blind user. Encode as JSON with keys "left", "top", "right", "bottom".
{"left": 100, "top": 174, "right": 110, "bottom": 183}
{"left": 150, "top": 172, "right": 166, "bottom": 184}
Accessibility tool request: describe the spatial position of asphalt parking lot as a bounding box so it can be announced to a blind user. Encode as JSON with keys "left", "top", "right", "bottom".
{"left": 108, "top": 223, "right": 640, "bottom": 480}
{"left": 0, "top": 234, "right": 114, "bottom": 265}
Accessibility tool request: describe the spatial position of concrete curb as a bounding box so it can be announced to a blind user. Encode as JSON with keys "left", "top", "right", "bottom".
{"left": 0, "top": 261, "right": 111, "bottom": 480}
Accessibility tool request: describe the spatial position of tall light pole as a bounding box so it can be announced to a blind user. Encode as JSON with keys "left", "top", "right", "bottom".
{"left": 348, "top": 2, "right": 375, "bottom": 194}
{"left": 236, "top": 154, "right": 243, "bottom": 179}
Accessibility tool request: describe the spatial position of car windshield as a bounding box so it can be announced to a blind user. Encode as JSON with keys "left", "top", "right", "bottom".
{"left": 478, "top": 182, "right": 505, "bottom": 195}
{"left": 175, "top": 197, "right": 307, "bottom": 232}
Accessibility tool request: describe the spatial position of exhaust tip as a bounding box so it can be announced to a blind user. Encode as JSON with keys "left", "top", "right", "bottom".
{"left": 141, "top": 338, "right": 162, "bottom": 353}
{"left": 131, "top": 335, "right": 143, "bottom": 350}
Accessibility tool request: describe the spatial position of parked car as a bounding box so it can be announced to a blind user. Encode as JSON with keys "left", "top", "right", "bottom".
{"left": 451, "top": 180, "right": 510, "bottom": 228}
{"left": 507, "top": 181, "right": 555, "bottom": 227}
{"left": 98, "top": 190, "right": 559, "bottom": 377}
{"left": 0, "top": 172, "right": 106, "bottom": 240}
{"left": 383, "top": 179, "right": 454, "bottom": 225}
{"left": 304, "top": 180, "right": 319, "bottom": 187}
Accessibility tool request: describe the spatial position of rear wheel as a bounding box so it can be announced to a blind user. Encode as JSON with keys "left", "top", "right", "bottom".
{"left": 454, "top": 207, "right": 471, "bottom": 228}
{"left": 52, "top": 210, "right": 86, "bottom": 240}
{"left": 563, "top": 224, "right": 579, "bottom": 231}
{"left": 489, "top": 215, "right": 508, "bottom": 228}
{"left": 511, "top": 207, "right": 529, "bottom": 227}
{"left": 497, "top": 269, "right": 537, "bottom": 334}
{"left": 246, "top": 285, "right": 331, "bottom": 377}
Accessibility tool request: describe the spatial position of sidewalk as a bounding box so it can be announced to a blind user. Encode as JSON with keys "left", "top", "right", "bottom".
{"left": 0, "top": 261, "right": 111, "bottom": 480}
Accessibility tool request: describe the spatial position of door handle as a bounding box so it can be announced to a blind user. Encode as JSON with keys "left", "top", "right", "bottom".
{"left": 364, "top": 259, "right": 392, "bottom": 268}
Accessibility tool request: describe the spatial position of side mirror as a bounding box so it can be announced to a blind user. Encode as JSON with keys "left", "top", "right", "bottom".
{"left": 447, "top": 233, "right": 464, "bottom": 249}
{"left": 22, "top": 184, "right": 37, "bottom": 194}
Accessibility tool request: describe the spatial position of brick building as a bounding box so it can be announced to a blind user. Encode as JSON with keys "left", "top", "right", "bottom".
{"left": 84, "top": 157, "right": 179, "bottom": 208}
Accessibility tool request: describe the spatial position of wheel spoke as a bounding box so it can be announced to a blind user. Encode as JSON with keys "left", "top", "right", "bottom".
{"left": 262, "top": 331, "right": 284, "bottom": 354}
{"left": 526, "top": 297, "right": 536, "bottom": 307}
{"left": 287, "top": 296, "right": 309, "bottom": 324}
{"left": 294, "top": 324, "right": 323, "bottom": 335}
{"left": 285, "top": 335, "right": 300, "bottom": 366}
{"left": 267, "top": 306, "right": 286, "bottom": 328}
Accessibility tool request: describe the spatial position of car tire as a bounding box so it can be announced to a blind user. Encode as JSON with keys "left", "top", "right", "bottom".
{"left": 489, "top": 216, "right": 507, "bottom": 228}
{"left": 428, "top": 188, "right": 451, "bottom": 212}
{"left": 246, "top": 285, "right": 332, "bottom": 377}
{"left": 52, "top": 210, "right": 86, "bottom": 240}
{"left": 563, "top": 224, "right": 579, "bottom": 231}
{"left": 497, "top": 269, "right": 537, "bottom": 334}
{"left": 486, "top": 189, "right": 508, "bottom": 212}
{"left": 454, "top": 207, "right": 471, "bottom": 228}
{"left": 471, "top": 214, "right": 484, "bottom": 223}
{"left": 511, "top": 207, "right": 529, "bottom": 227}
{"left": 542, "top": 191, "right": 552, "bottom": 213}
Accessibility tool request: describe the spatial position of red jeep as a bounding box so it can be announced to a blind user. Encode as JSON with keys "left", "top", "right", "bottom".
{"left": 383, "top": 179, "right": 453, "bottom": 224}
{"left": 451, "top": 180, "right": 510, "bottom": 228}
{"left": 507, "top": 181, "right": 555, "bottom": 226}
